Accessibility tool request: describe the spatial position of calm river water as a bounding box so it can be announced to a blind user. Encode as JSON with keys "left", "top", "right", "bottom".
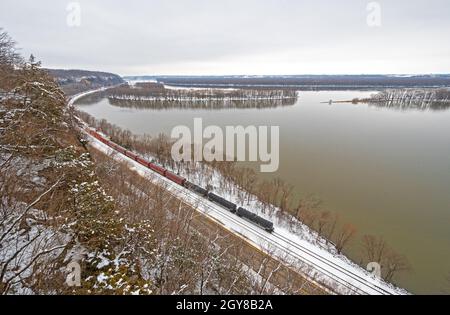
{"left": 76, "top": 90, "right": 450, "bottom": 294}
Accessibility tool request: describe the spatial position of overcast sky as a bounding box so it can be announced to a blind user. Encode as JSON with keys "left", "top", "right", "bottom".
{"left": 1, "top": 0, "right": 449, "bottom": 76}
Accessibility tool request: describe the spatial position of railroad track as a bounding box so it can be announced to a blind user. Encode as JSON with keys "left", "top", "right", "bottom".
{"left": 164, "top": 182, "right": 397, "bottom": 295}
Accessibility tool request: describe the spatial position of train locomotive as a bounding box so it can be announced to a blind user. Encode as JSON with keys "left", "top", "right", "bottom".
{"left": 87, "top": 128, "right": 275, "bottom": 233}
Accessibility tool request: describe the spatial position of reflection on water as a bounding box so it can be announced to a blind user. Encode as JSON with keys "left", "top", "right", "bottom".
{"left": 76, "top": 91, "right": 450, "bottom": 294}
{"left": 108, "top": 97, "right": 297, "bottom": 110}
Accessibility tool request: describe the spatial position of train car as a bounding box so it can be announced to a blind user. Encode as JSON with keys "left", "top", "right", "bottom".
{"left": 166, "top": 171, "right": 186, "bottom": 186}
{"left": 91, "top": 131, "right": 108, "bottom": 145}
{"left": 104, "top": 139, "right": 113, "bottom": 147}
{"left": 115, "top": 145, "right": 125, "bottom": 153}
{"left": 115, "top": 145, "right": 127, "bottom": 155}
{"left": 87, "top": 130, "right": 125, "bottom": 155}
{"left": 185, "top": 181, "right": 208, "bottom": 197}
{"left": 136, "top": 156, "right": 149, "bottom": 167}
{"left": 107, "top": 141, "right": 124, "bottom": 154}
{"left": 110, "top": 142, "right": 120, "bottom": 151}
{"left": 96, "top": 135, "right": 105, "bottom": 143}
{"left": 236, "top": 207, "right": 274, "bottom": 233}
{"left": 125, "top": 151, "right": 138, "bottom": 161}
{"left": 115, "top": 146, "right": 125, "bottom": 155}
{"left": 148, "top": 163, "right": 167, "bottom": 176}
{"left": 208, "top": 193, "right": 237, "bottom": 213}
{"left": 91, "top": 131, "right": 101, "bottom": 140}
{"left": 93, "top": 131, "right": 103, "bottom": 140}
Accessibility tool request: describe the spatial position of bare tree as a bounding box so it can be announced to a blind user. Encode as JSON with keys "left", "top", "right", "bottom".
{"left": 0, "top": 29, "right": 22, "bottom": 88}
{"left": 334, "top": 223, "right": 357, "bottom": 255}
{"left": 361, "top": 234, "right": 388, "bottom": 265}
{"left": 383, "top": 249, "right": 411, "bottom": 283}
{"left": 315, "top": 211, "right": 331, "bottom": 240}
{"left": 360, "top": 234, "right": 411, "bottom": 283}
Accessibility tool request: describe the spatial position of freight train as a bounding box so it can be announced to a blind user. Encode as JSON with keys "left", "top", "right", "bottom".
{"left": 87, "top": 128, "right": 275, "bottom": 233}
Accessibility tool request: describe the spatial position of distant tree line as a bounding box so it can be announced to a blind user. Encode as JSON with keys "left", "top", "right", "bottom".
{"left": 75, "top": 83, "right": 298, "bottom": 109}
{"left": 149, "top": 75, "right": 450, "bottom": 89}
{"left": 103, "top": 83, "right": 297, "bottom": 104}
{"left": 46, "top": 69, "right": 124, "bottom": 96}
{"left": 367, "top": 88, "right": 450, "bottom": 111}
{"left": 108, "top": 97, "right": 296, "bottom": 110}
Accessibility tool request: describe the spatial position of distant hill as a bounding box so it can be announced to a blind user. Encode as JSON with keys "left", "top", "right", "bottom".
{"left": 124, "top": 74, "right": 450, "bottom": 90}
{"left": 47, "top": 69, "right": 124, "bottom": 96}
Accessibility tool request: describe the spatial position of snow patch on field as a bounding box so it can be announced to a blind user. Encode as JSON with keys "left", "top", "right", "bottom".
{"left": 0, "top": 202, "right": 70, "bottom": 294}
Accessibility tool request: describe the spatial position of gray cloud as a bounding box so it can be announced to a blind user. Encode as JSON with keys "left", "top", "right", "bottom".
{"left": 1, "top": 0, "right": 449, "bottom": 75}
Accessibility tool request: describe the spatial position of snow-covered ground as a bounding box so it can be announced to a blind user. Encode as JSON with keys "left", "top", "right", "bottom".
{"left": 68, "top": 87, "right": 112, "bottom": 106}
{"left": 125, "top": 79, "right": 158, "bottom": 86}
{"left": 163, "top": 84, "right": 239, "bottom": 92}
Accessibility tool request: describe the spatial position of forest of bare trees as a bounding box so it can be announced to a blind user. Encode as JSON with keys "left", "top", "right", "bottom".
{"left": 107, "top": 83, "right": 298, "bottom": 100}
{"left": 367, "top": 89, "right": 450, "bottom": 111}
{"left": 47, "top": 69, "right": 124, "bottom": 96}
{"left": 89, "top": 149, "right": 325, "bottom": 295}
{"left": 75, "top": 83, "right": 298, "bottom": 110}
